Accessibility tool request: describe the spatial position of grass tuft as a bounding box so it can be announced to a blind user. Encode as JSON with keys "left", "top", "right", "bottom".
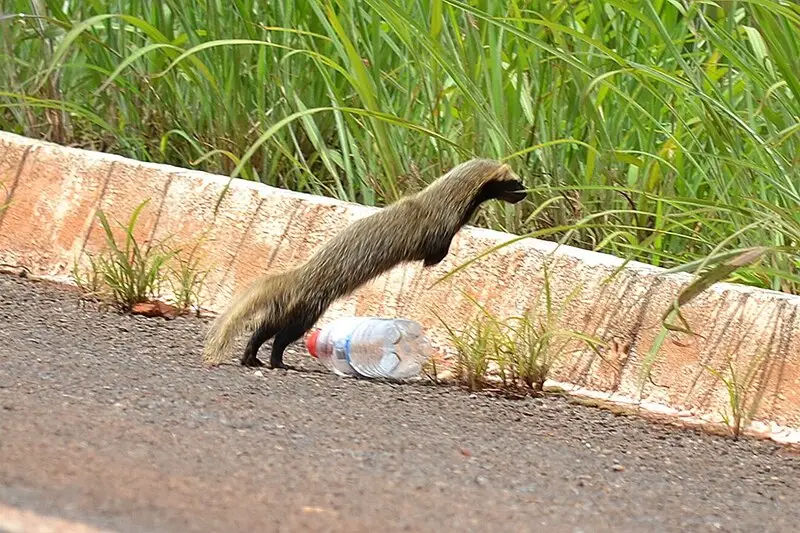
{"left": 72, "top": 199, "right": 208, "bottom": 314}
{"left": 703, "top": 351, "right": 769, "bottom": 441}
{"left": 434, "top": 266, "right": 604, "bottom": 394}
{"left": 166, "top": 237, "right": 210, "bottom": 316}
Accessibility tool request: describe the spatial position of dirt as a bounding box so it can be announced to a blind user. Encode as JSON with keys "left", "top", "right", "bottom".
{"left": 1, "top": 273, "right": 799, "bottom": 533}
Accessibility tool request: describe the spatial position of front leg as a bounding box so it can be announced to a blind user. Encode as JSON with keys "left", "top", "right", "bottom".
{"left": 242, "top": 321, "right": 278, "bottom": 367}
{"left": 269, "top": 313, "right": 317, "bottom": 370}
{"left": 423, "top": 239, "right": 452, "bottom": 268}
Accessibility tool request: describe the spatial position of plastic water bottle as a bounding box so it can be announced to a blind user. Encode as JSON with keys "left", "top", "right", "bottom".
{"left": 305, "top": 317, "right": 433, "bottom": 380}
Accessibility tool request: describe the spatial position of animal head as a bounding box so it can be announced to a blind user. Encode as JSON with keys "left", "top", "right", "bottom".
{"left": 443, "top": 158, "right": 527, "bottom": 205}
{"left": 480, "top": 162, "right": 527, "bottom": 204}
{"left": 417, "top": 158, "right": 527, "bottom": 230}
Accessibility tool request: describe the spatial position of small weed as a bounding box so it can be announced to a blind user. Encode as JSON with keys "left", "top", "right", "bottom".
{"left": 447, "top": 315, "right": 497, "bottom": 392}
{"left": 92, "top": 199, "right": 174, "bottom": 311}
{"left": 703, "top": 351, "right": 768, "bottom": 440}
{"left": 509, "top": 314, "right": 551, "bottom": 392}
{"left": 507, "top": 310, "right": 603, "bottom": 393}
{"left": 421, "top": 349, "right": 447, "bottom": 384}
{"left": 72, "top": 253, "right": 106, "bottom": 304}
{"left": 166, "top": 237, "right": 210, "bottom": 315}
{"left": 506, "top": 266, "right": 602, "bottom": 392}
{"left": 0, "top": 181, "right": 9, "bottom": 212}
{"left": 72, "top": 199, "right": 209, "bottom": 314}
{"left": 434, "top": 266, "right": 603, "bottom": 395}
{"left": 433, "top": 301, "right": 505, "bottom": 392}
{"left": 420, "top": 354, "right": 438, "bottom": 384}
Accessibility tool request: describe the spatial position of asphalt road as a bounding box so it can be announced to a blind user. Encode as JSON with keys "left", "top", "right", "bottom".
{"left": 1, "top": 273, "right": 799, "bottom": 533}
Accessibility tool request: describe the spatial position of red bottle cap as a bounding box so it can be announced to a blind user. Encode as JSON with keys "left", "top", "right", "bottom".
{"left": 305, "top": 328, "right": 320, "bottom": 358}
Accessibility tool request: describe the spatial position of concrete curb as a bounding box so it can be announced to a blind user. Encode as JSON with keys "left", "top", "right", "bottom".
{"left": 2, "top": 130, "right": 799, "bottom": 444}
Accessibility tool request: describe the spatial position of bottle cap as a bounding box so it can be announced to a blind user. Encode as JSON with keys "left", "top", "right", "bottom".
{"left": 305, "top": 328, "right": 320, "bottom": 358}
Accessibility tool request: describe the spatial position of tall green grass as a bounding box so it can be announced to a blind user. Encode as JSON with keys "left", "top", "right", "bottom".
{"left": 2, "top": 0, "right": 799, "bottom": 294}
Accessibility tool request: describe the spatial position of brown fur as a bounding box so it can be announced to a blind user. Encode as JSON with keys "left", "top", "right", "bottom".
{"left": 201, "top": 158, "right": 526, "bottom": 369}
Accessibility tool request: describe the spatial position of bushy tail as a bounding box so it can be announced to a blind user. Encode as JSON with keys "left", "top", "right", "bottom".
{"left": 201, "top": 270, "right": 296, "bottom": 366}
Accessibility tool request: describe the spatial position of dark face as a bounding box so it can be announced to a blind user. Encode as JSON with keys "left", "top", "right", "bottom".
{"left": 458, "top": 174, "right": 528, "bottom": 229}
{"left": 484, "top": 178, "right": 527, "bottom": 204}
{"left": 496, "top": 178, "right": 527, "bottom": 203}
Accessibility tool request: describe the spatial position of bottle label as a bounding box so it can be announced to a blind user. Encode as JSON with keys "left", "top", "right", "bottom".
{"left": 334, "top": 333, "right": 353, "bottom": 363}
{"left": 343, "top": 335, "right": 353, "bottom": 365}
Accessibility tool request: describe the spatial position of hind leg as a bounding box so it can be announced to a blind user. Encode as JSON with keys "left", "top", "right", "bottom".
{"left": 241, "top": 321, "right": 278, "bottom": 367}
{"left": 269, "top": 314, "right": 317, "bottom": 370}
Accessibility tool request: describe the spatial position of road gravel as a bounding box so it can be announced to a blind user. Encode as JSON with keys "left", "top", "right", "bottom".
{"left": 1, "top": 273, "right": 798, "bottom": 533}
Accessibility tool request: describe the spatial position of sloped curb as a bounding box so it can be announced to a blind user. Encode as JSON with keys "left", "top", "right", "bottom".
{"left": 2, "top": 130, "right": 799, "bottom": 444}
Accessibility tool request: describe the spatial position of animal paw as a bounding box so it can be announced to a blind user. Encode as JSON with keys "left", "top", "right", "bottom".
{"left": 241, "top": 356, "right": 265, "bottom": 367}
{"left": 269, "top": 361, "right": 298, "bottom": 372}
